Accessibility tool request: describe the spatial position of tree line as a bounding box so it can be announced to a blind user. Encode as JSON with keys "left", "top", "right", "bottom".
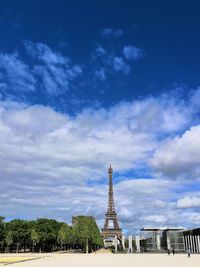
{"left": 0, "top": 216, "right": 103, "bottom": 253}
{"left": 184, "top": 228, "right": 200, "bottom": 236}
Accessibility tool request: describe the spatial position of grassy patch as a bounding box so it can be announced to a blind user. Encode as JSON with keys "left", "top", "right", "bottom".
{"left": 0, "top": 257, "right": 35, "bottom": 264}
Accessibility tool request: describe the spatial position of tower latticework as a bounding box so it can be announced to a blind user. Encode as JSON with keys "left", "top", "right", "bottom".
{"left": 101, "top": 165, "right": 122, "bottom": 242}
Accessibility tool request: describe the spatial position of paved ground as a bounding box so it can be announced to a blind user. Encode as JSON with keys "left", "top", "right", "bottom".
{"left": 0, "top": 253, "right": 199, "bottom": 267}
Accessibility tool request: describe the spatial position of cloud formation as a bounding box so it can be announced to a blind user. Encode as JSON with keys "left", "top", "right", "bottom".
{"left": 1, "top": 89, "right": 200, "bottom": 232}
{"left": 0, "top": 41, "right": 82, "bottom": 97}
{"left": 151, "top": 125, "right": 200, "bottom": 179}
{"left": 94, "top": 68, "right": 106, "bottom": 81}
{"left": 113, "top": 57, "right": 130, "bottom": 74}
{"left": 92, "top": 42, "right": 144, "bottom": 79}
{"left": 0, "top": 40, "right": 144, "bottom": 97}
{"left": 0, "top": 52, "right": 36, "bottom": 92}
{"left": 144, "top": 215, "right": 167, "bottom": 224}
{"left": 25, "top": 41, "right": 70, "bottom": 65}
{"left": 123, "top": 45, "right": 143, "bottom": 60}
{"left": 100, "top": 28, "right": 123, "bottom": 38}
{"left": 177, "top": 196, "right": 200, "bottom": 208}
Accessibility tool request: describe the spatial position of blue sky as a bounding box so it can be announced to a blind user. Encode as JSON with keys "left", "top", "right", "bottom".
{"left": 1, "top": 0, "right": 200, "bottom": 110}
{"left": 0, "top": 0, "right": 200, "bottom": 234}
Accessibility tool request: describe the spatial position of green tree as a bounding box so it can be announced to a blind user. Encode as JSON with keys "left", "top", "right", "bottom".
{"left": 34, "top": 218, "right": 62, "bottom": 252}
{"left": 73, "top": 216, "right": 103, "bottom": 253}
{"left": 5, "top": 219, "right": 31, "bottom": 252}
{"left": 5, "top": 230, "right": 13, "bottom": 252}
{"left": 68, "top": 226, "right": 77, "bottom": 249}
{"left": 57, "top": 224, "right": 69, "bottom": 250}
{"left": 31, "top": 228, "right": 40, "bottom": 252}
{"left": 0, "top": 217, "right": 5, "bottom": 250}
{"left": 0, "top": 216, "right": 102, "bottom": 253}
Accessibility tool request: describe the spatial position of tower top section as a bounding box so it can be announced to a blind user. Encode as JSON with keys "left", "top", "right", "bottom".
{"left": 108, "top": 164, "right": 113, "bottom": 173}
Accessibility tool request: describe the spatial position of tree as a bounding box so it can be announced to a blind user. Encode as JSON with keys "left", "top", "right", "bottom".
{"left": 73, "top": 216, "right": 103, "bottom": 253}
{"left": 5, "top": 230, "right": 13, "bottom": 252}
{"left": 31, "top": 229, "right": 40, "bottom": 252}
{"left": 57, "top": 224, "right": 69, "bottom": 250}
{"left": 5, "top": 219, "right": 31, "bottom": 252}
{"left": 0, "top": 216, "right": 102, "bottom": 253}
{"left": 34, "top": 218, "right": 62, "bottom": 252}
{"left": 0, "top": 217, "right": 5, "bottom": 250}
{"left": 67, "top": 226, "right": 77, "bottom": 250}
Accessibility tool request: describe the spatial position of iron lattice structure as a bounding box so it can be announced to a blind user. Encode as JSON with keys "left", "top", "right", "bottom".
{"left": 101, "top": 165, "right": 122, "bottom": 242}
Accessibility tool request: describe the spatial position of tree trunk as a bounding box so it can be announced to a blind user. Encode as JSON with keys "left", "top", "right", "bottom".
{"left": 16, "top": 243, "right": 19, "bottom": 253}
{"left": 86, "top": 238, "right": 89, "bottom": 254}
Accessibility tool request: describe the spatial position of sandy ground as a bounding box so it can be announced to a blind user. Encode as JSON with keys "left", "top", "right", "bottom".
{"left": 0, "top": 253, "right": 199, "bottom": 267}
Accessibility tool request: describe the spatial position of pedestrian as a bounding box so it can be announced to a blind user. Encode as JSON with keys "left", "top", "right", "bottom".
{"left": 167, "top": 249, "right": 170, "bottom": 255}
{"left": 187, "top": 248, "right": 191, "bottom": 258}
{"left": 172, "top": 249, "right": 175, "bottom": 255}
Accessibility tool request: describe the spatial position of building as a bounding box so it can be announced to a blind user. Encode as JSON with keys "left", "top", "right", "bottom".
{"left": 140, "top": 227, "right": 185, "bottom": 252}
{"left": 183, "top": 228, "right": 200, "bottom": 253}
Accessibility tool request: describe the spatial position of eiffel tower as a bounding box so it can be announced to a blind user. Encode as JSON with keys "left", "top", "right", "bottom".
{"left": 101, "top": 165, "right": 122, "bottom": 244}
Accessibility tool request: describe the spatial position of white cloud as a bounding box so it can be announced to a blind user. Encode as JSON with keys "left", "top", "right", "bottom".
{"left": 0, "top": 52, "right": 36, "bottom": 92}
{"left": 189, "top": 87, "right": 200, "bottom": 109}
{"left": 113, "top": 57, "right": 130, "bottom": 74}
{"left": 24, "top": 41, "right": 70, "bottom": 65}
{"left": 0, "top": 41, "right": 83, "bottom": 96}
{"left": 91, "top": 42, "right": 144, "bottom": 78}
{"left": 100, "top": 28, "right": 123, "bottom": 38}
{"left": 192, "top": 214, "right": 200, "bottom": 224}
{"left": 0, "top": 89, "right": 200, "bottom": 232}
{"left": 144, "top": 215, "right": 167, "bottom": 224}
{"left": 27, "top": 41, "right": 83, "bottom": 95}
{"left": 155, "top": 200, "right": 167, "bottom": 208}
{"left": 1, "top": 105, "right": 67, "bottom": 135}
{"left": 95, "top": 44, "right": 107, "bottom": 57}
{"left": 66, "top": 65, "right": 82, "bottom": 79}
{"left": 113, "top": 178, "right": 189, "bottom": 231}
{"left": 0, "top": 98, "right": 156, "bottom": 225}
{"left": 95, "top": 68, "right": 106, "bottom": 81}
{"left": 123, "top": 45, "right": 143, "bottom": 60}
{"left": 151, "top": 125, "right": 200, "bottom": 179}
{"left": 0, "top": 101, "right": 157, "bottom": 189}
{"left": 177, "top": 196, "right": 200, "bottom": 208}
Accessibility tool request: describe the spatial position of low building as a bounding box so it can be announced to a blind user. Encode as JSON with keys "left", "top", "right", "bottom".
{"left": 140, "top": 227, "right": 185, "bottom": 252}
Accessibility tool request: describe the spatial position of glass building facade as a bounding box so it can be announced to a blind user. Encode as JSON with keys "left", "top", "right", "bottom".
{"left": 140, "top": 228, "right": 185, "bottom": 252}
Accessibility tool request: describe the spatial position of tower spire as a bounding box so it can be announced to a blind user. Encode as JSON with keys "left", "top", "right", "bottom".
{"left": 107, "top": 164, "right": 115, "bottom": 213}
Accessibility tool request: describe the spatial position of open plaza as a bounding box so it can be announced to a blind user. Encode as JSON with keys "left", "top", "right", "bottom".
{"left": 0, "top": 253, "right": 200, "bottom": 267}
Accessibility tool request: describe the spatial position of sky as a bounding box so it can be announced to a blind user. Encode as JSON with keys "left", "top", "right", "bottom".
{"left": 0, "top": 0, "right": 200, "bottom": 234}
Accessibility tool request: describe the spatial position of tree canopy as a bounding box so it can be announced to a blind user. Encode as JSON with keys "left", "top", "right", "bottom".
{"left": 0, "top": 216, "right": 103, "bottom": 253}
{"left": 73, "top": 216, "right": 103, "bottom": 252}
